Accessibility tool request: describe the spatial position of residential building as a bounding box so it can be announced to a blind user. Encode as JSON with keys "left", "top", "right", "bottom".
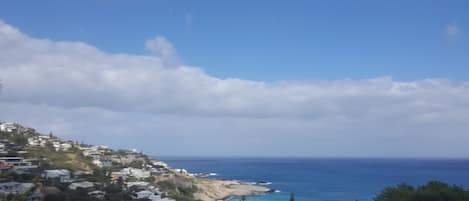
{"left": 92, "top": 159, "right": 112, "bottom": 168}
{"left": 43, "top": 169, "right": 72, "bottom": 183}
{"left": 81, "top": 147, "right": 102, "bottom": 159}
{"left": 88, "top": 190, "right": 105, "bottom": 200}
{"left": 0, "top": 182, "right": 34, "bottom": 194}
{"left": 0, "top": 122, "right": 16, "bottom": 133}
{"left": 52, "top": 141, "right": 72, "bottom": 151}
{"left": 151, "top": 160, "right": 169, "bottom": 168}
{"left": 120, "top": 167, "right": 151, "bottom": 179}
{"left": 111, "top": 171, "right": 126, "bottom": 182}
{"left": 0, "top": 157, "right": 38, "bottom": 173}
{"left": 68, "top": 181, "right": 94, "bottom": 190}
{"left": 0, "top": 142, "right": 5, "bottom": 154}
{"left": 28, "top": 135, "right": 51, "bottom": 147}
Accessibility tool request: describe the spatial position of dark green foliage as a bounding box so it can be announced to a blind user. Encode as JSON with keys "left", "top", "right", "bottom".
{"left": 85, "top": 168, "right": 110, "bottom": 182}
{"left": 9, "top": 134, "right": 28, "bottom": 146}
{"left": 157, "top": 180, "right": 199, "bottom": 201}
{"left": 44, "top": 193, "right": 67, "bottom": 201}
{"left": 0, "top": 129, "right": 32, "bottom": 147}
{"left": 128, "top": 159, "right": 145, "bottom": 168}
{"left": 374, "top": 181, "right": 469, "bottom": 201}
{"left": 104, "top": 184, "right": 123, "bottom": 194}
{"left": 144, "top": 176, "right": 156, "bottom": 183}
{"left": 0, "top": 172, "right": 37, "bottom": 183}
{"left": 3, "top": 193, "right": 28, "bottom": 201}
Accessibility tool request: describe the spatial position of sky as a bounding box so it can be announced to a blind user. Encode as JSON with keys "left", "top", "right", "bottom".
{"left": 0, "top": 0, "right": 468, "bottom": 157}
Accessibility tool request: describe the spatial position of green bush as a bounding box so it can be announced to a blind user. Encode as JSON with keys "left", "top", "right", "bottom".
{"left": 157, "top": 180, "right": 199, "bottom": 201}
{"left": 374, "top": 181, "right": 469, "bottom": 201}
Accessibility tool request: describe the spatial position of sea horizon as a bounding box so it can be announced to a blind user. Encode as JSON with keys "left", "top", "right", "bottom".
{"left": 157, "top": 156, "right": 469, "bottom": 161}
{"left": 160, "top": 157, "right": 469, "bottom": 201}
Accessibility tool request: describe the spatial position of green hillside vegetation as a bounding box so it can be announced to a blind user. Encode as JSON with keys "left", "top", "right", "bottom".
{"left": 374, "top": 181, "right": 469, "bottom": 201}
{"left": 157, "top": 179, "right": 199, "bottom": 201}
{"left": 24, "top": 146, "right": 95, "bottom": 171}
{"left": 0, "top": 130, "right": 34, "bottom": 147}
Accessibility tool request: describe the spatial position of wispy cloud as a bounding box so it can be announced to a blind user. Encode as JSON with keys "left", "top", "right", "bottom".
{"left": 446, "top": 23, "right": 463, "bottom": 40}
{"left": 145, "top": 35, "right": 180, "bottom": 66}
{"left": 185, "top": 12, "right": 193, "bottom": 32}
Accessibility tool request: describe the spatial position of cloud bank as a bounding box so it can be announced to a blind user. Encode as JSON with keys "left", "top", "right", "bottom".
{"left": 1, "top": 20, "right": 469, "bottom": 157}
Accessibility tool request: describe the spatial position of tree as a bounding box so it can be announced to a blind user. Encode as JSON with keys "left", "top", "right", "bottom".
{"left": 374, "top": 181, "right": 469, "bottom": 201}
{"left": 33, "top": 175, "right": 42, "bottom": 186}
{"left": 289, "top": 192, "right": 295, "bottom": 201}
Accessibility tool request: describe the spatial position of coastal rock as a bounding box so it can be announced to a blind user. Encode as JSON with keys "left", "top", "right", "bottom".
{"left": 192, "top": 178, "right": 270, "bottom": 201}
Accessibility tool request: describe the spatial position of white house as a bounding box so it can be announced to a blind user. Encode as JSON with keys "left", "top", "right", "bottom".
{"left": 174, "top": 168, "right": 189, "bottom": 175}
{"left": 52, "top": 141, "right": 72, "bottom": 151}
{"left": 88, "top": 190, "right": 105, "bottom": 200}
{"left": 0, "top": 182, "right": 34, "bottom": 194}
{"left": 43, "top": 169, "right": 72, "bottom": 183}
{"left": 120, "top": 168, "right": 151, "bottom": 179}
{"left": 93, "top": 159, "right": 112, "bottom": 168}
{"left": 0, "top": 143, "right": 5, "bottom": 153}
{"left": 82, "top": 148, "right": 102, "bottom": 159}
{"left": 28, "top": 135, "right": 51, "bottom": 147}
{"left": 152, "top": 160, "right": 169, "bottom": 168}
{"left": 126, "top": 181, "right": 149, "bottom": 188}
{"left": 132, "top": 190, "right": 174, "bottom": 201}
{"left": 68, "top": 181, "right": 94, "bottom": 190}
{"left": 0, "top": 122, "right": 16, "bottom": 133}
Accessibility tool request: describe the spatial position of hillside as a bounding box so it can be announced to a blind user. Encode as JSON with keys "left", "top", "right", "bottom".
{"left": 0, "top": 122, "right": 269, "bottom": 201}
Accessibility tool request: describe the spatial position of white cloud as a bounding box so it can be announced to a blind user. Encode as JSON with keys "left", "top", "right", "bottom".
{"left": 1, "top": 19, "right": 469, "bottom": 157}
{"left": 145, "top": 35, "right": 180, "bottom": 66}
{"left": 446, "top": 23, "right": 462, "bottom": 40}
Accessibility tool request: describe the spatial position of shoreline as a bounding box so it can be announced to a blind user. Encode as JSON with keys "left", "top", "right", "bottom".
{"left": 159, "top": 168, "right": 272, "bottom": 201}
{"left": 193, "top": 178, "right": 272, "bottom": 201}
{"left": 164, "top": 163, "right": 273, "bottom": 201}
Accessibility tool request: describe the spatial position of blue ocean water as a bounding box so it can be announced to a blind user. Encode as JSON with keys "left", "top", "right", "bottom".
{"left": 159, "top": 158, "right": 469, "bottom": 201}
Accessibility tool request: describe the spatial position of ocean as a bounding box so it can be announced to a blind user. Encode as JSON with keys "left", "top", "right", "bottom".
{"left": 160, "top": 158, "right": 469, "bottom": 201}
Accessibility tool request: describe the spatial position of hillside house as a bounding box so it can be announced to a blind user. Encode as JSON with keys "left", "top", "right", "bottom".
{"left": 68, "top": 181, "right": 94, "bottom": 191}
{"left": 0, "top": 182, "right": 34, "bottom": 194}
{"left": 0, "top": 157, "right": 38, "bottom": 174}
{"left": 120, "top": 167, "right": 151, "bottom": 179}
{"left": 52, "top": 141, "right": 72, "bottom": 151}
{"left": 0, "top": 122, "right": 16, "bottom": 133}
{"left": 81, "top": 147, "right": 102, "bottom": 159}
{"left": 92, "top": 159, "right": 112, "bottom": 168}
{"left": 88, "top": 190, "right": 105, "bottom": 200}
{"left": 0, "top": 142, "right": 5, "bottom": 154}
{"left": 28, "top": 135, "right": 51, "bottom": 147}
{"left": 43, "top": 169, "right": 72, "bottom": 183}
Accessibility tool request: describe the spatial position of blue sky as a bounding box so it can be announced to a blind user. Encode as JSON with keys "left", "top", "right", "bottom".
{"left": 1, "top": 0, "right": 467, "bottom": 81}
{"left": 1, "top": 1, "right": 469, "bottom": 157}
